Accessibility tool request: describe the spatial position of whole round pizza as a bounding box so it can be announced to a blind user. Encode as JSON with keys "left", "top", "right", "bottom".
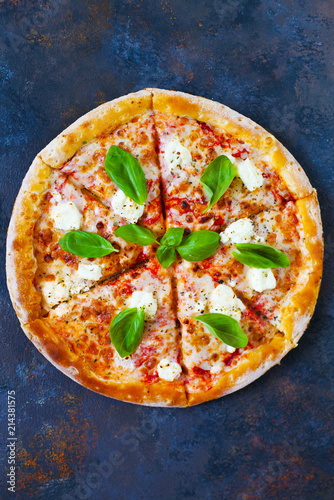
{"left": 6, "top": 89, "right": 323, "bottom": 406}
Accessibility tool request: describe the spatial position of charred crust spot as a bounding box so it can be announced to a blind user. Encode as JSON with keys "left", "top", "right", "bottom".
{"left": 96, "top": 221, "right": 104, "bottom": 229}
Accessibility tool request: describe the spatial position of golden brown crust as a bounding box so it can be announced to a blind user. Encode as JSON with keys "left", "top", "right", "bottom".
{"left": 40, "top": 89, "right": 153, "bottom": 169}
{"left": 279, "top": 191, "right": 323, "bottom": 343}
{"left": 6, "top": 157, "right": 52, "bottom": 323}
{"left": 187, "top": 335, "right": 289, "bottom": 406}
{"left": 23, "top": 318, "right": 187, "bottom": 407}
{"left": 150, "top": 88, "right": 313, "bottom": 199}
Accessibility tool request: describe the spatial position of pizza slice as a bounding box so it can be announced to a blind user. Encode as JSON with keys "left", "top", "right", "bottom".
{"left": 41, "top": 103, "right": 164, "bottom": 237}
{"left": 34, "top": 169, "right": 157, "bottom": 314}
{"left": 25, "top": 259, "right": 186, "bottom": 406}
{"left": 152, "top": 89, "right": 312, "bottom": 231}
{"left": 186, "top": 193, "right": 322, "bottom": 343}
{"left": 175, "top": 261, "right": 288, "bottom": 406}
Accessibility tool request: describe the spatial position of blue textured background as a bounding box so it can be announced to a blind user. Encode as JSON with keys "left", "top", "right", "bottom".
{"left": 0, "top": 1, "right": 333, "bottom": 499}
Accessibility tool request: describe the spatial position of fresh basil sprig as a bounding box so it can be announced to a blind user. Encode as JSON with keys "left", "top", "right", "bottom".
{"left": 177, "top": 230, "right": 220, "bottom": 262}
{"left": 115, "top": 224, "right": 159, "bottom": 245}
{"left": 200, "top": 155, "right": 236, "bottom": 212}
{"left": 233, "top": 243, "right": 290, "bottom": 269}
{"left": 157, "top": 246, "right": 177, "bottom": 268}
{"left": 109, "top": 307, "right": 145, "bottom": 358}
{"left": 160, "top": 227, "right": 184, "bottom": 247}
{"left": 116, "top": 225, "right": 219, "bottom": 268}
{"left": 59, "top": 231, "right": 118, "bottom": 258}
{"left": 192, "top": 313, "right": 248, "bottom": 348}
{"left": 105, "top": 145, "right": 148, "bottom": 205}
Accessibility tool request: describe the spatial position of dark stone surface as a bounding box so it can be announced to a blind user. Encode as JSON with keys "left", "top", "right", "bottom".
{"left": 0, "top": 1, "right": 333, "bottom": 499}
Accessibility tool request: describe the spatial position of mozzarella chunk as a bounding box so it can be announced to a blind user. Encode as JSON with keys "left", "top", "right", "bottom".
{"left": 208, "top": 284, "right": 246, "bottom": 322}
{"left": 77, "top": 262, "right": 102, "bottom": 281}
{"left": 157, "top": 358, "right": 182, "bottom": 381}
{"left": 220, "top": 218, "right": 255, "bottom": 244}
{"left": 164, "top": 137, "right": 192, "bottom": 172}
{"left": 41, "top": 277, "right": 72, "bottom": 308}
{"left": 129, "top": 291, "right": 158, "bottom": 320}
{"left": 111, "top": 189, "right": 144, "bottom": 223}
{"left": 51, "top": 202, "right": 82, "bottom": 231}
{"left": 246, "top": 268, "right": 276, "bottom": 293}
{"left": 235, "top": 158, "right": 264, "bottom": 191}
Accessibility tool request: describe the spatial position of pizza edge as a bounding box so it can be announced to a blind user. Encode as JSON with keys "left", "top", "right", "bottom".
{"left": 21, "top": 318, "right": 188, "bottom": 407}
{"left": 39, "top": 88, "right": 153, "bottom": 169}
{"left": 186, "top": 334, "right": 290, "bottom": 406}
{"left": 6, "top": 156, "right": 52, "bottom": 323}
{"left": 279, "top": 192, "right": 323, "bottom": 343}
{"left": 150, "top": 88, "right": 313, "bottom": 200}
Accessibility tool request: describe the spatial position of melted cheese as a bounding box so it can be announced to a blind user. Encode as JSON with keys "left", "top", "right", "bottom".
{"left": 50, "top": 202, "right": 82, "bottom": 231}
{"left": 129, "top": 291, "right": 158, "bottom": 320}
{"left": 220, "top": 218, "right": 255, "bottom": 244}
{"left": 235, "top": 158, "right": 264, "bottom": 191}
{"left": 157, "top": 358, "right": 182, "bottom": 381}
{"left": 111, "top": 190, "right": 144, "bottom": 223}
{"left": 208, "top": 284, "right": 246, "bottom": 322}
{"left": 77, "top": 262, "right": 102, "bottom": 281}
{"left": 164, "top": 137, "right": 192, "bottom": 172}
{"left": 246, "top": 268, "right": 276, "bottom": 292}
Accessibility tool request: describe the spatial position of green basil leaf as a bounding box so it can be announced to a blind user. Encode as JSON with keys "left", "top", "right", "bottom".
{"left": 200, "top": 155, "right": 236, "bottom": 212}
{"left": 160, "top": 227, "right": 185, "bottom": 247}
{"left": 115, "top": 224, "right": 158, "bottom": 246}
{"left": 157, "top": 246, "right": 177, "bottom": 268}
{"left": 233, "top": 243, "right": 290, "bottom": 269}
{"left": 105, "top": 145, "right": 148, "bottom": 204}
{"left": 177, "top": 230, "right": 220, "bottom": 262}
{"left": 59, "top": 231, "right": 118, "bottom": 258}
{"left": 192, "top": 313, "right": 248, "bottom": 348}
{"left": 109, "top": 307, "right": 145, "bottom": 358}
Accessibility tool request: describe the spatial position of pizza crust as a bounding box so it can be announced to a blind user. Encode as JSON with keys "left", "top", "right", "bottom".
{"left": 6, "top": 157, "right": 52, "bottom": 323}
{"left": 150, "top": 88, "right": 313, "bottom": 199}
{"left": 23, "top": 319, "right": 187, "bottom": 407}
{"left": 279, "top": 192, "right": 323, "bottom": 343}
{"left": 186, "top": 334, "right": 290, "bottom": 406}
{"left": 39, "top": 89, "right": 153, "bottom": 169}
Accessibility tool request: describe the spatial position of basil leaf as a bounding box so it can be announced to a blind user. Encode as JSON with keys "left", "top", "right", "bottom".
{"left": 201, "top": 155, "right": 236, "bottom": 212}
{"left": 233, "top": 243, "right": 290, "bottom": 269}
{"left": 157, "top": 246, "right": 177, "bottom": 268}
{"left": 177, "top": 230, "right": 220, "bottom": 262}
{"left": 105, "top": 145, "right": 148, "bottom": 204}
{"left": 160, "top": 227, "right": 184, "bottom": 247}
{"left": 115, "top": 224, "right": 158, "bottom": 246}
{"left": 109, "top": 307, "right": 145, "bottom": 358}
{"left": 59, "top": 231, "right": 118, "bottom": 258}
{"left": 192, "top": 313, "right": 248, "bottom": 348}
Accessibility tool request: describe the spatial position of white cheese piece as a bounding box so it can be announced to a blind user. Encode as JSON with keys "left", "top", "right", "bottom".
{"left": 235, "top": 158, "right": 264, "bottom": 191}
{"left": 246, "top": 268, "right": 276, "bottom": 293}
{"left": 111, "top": 190, "right": 144, "bottom": 223}
{"left": 129, "top": 291, "right": 157, "bottom": 320}
{"left": 77, "top": 262, "right": 102, "bottom": 281}
{"left": 41, "top": 277, "right": 72, "bottom": 308}
{"left": 164, "top": 137, "right": 192, "bottom": 172}
{"left": 50, "top": 202, "right": 83, "bottom": 231}
{"left": 210, "top": 361, "right": 225, "bottom": 374}
{"left": 208, "top": 283, "right": 246, "bottom": 322}
{"left": 220, "top": 218, "right": 255, "bottom": 244}
{"left": 157, "top": 358, "right": 182, "bottom": 381}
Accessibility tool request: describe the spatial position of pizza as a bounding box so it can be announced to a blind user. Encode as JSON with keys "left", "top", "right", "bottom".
{"left": 6, "top": 89, "right": 323, "bottom": 406}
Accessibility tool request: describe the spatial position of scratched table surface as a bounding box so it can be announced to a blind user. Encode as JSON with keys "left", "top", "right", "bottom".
{"left": 0, "top": 1, "right": 333, "bottom": 499}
